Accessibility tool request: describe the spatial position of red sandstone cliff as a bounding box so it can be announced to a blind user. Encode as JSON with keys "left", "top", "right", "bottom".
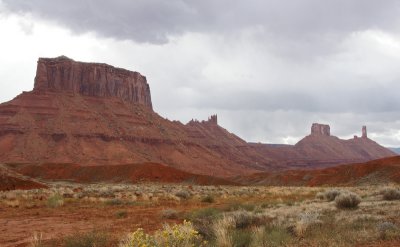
{"left": 34, "top": 56, "right": 152, "bottom": 109}
{"left": 0, "top": 57, "right": 396, "bottom": 178}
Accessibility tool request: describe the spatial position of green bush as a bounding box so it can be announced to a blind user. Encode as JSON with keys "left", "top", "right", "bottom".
{"left": 47, "top": 194, "right": 64, "bottom": 208}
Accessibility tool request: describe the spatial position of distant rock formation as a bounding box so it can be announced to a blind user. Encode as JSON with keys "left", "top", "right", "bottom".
{"left": 188, "top": 114, "right": 218, "bottom": 125}
{"left": 34, "top": 56, "right": 153, "bottom": 109}
{"left": 208, "top": 114, "right": 218, "bottom": 125}
{"left": 311, "top": 123, "right": 330, "bottom": 136}
{"left": 354, "top": 126, "right": 368, "bottom": 139}
{"left": 362, "top": 126, "right": 367, "bottom": 138}
{"left": 0, "top": 57, "right": 396, "bottom": 178}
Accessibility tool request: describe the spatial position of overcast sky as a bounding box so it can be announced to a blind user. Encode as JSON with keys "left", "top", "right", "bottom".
{"left": 1, "top": 0, "right": 400, "bottom": 147}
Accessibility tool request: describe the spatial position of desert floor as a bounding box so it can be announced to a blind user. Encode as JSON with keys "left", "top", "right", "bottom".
{"left": 1, "top": 183, "right": 399, "bottom": 246}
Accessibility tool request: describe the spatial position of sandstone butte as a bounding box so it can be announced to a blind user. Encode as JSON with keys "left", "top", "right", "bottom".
{"left": 0, "top": 56, "right": 396, "bottom": 178}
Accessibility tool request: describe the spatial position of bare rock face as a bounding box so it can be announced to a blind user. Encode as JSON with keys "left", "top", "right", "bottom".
{"left": 311, "top": 123, "right": 330, "bottom": 136}
{"left": 34, "top": 56, "right": 152, "bottom": 109}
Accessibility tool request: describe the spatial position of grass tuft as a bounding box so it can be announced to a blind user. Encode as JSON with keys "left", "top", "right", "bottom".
{"left": 335, "top": 192, "right": 361, "bottom": 209}
{"left": 63, "top": 231, "right": 109, "bottom": 247}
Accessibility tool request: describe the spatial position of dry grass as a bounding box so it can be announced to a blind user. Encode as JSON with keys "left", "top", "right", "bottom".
{"left": 2, "top": 183, "right": 400, "bottom": 246}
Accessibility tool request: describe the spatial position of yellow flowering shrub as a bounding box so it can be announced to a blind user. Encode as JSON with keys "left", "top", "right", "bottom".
{"left": 119, "top": 228, "right": 156, "bottom": 247}
{"left": 119, "top": 220, "right": 207, "bottom": 247}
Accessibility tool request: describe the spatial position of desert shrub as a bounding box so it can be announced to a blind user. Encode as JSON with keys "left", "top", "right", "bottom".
{"left": 264, "top": 225, "right": 292, "bottom": 247}
{"left": 175, "top": 190, "right": 191, "bottom": 200}
{"left": 119, "top": 220, "right": 206, "bottom": 247}
{"left": 382, "top": 188, "right": 400, "bottom": 201}
{"left": 47, "top": 194, "right": 64, "bottom": 208}
{"left": 294, "top": 212, "right": 322, "bottom": 236}
{"left": 251, "top": 225, "right": 292, "bottom": 247}
{"left": 201, "top": 195, "right": 215, "bottom": 203}
{"left": 230, "top": 229, "right": 252, "bottom": 247}
{"left": 225, "top": 202, "right": 256, "bottom": 212}
{"left": 335, "top": 192, "right": 361, "bottom": 209}
{"left": 233, "top": 211, "right": 259, "bottom": 229}
{"left": 186, "top": 208, "right": 222, "bottom": 241}
{"left": 104, "top": 198, "right": 123, "bottom": 206}
{"left": 115, "top": 210, "right": 128, "bottom": 218}
{"left": 213, "top": 216, "right": 235, "bottom": 247}
{"left": 64, "top": 231, "right": 109, "bottom": 247}
{"left": 315, "top": 192, "right": 325, "bottom": 200}
{"left": 119, "top": 228, "right": 156, "bottom": 246}
{"left": 191, "top": 218, "right": 216, "bottom": 242}
{"left": 325, "top": 189, "right": 341, "bottom": 201}
{"left": 377, "top": 222, "right": 398, "bottom": 240}
{"left": 30, "top": 232, "right": 44, "bottom": 247}
{"left": 186, "top": 207, "right": 222, "bottom": 221}
{"left": 241, "top": 204, "right": 256, "bottom": 212}
{"left": 161, "top": 209, "right": 179, "bottom": 219}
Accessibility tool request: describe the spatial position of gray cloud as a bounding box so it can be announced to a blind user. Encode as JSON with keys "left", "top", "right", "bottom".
{"left": 3, "top": 0, "right": 400, "bottom": 43}
{"left": 1, "top": 0, "right": 400, "bottom": 147}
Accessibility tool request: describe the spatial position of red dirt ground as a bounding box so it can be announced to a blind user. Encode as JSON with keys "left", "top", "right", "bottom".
{"left": 7, "top": 162, "right": 238, "bottom": 186}
{"left": 234, "top": 156, "right": 400, "bottom": 186}
{"left": 0, "top": 165, "right": 47, "bottom": 191}
{"left": 0, "top": 200, "right": 212, "bottom": 247}
{"left": 0, "top": 174, "right": 47, "bottom": 191}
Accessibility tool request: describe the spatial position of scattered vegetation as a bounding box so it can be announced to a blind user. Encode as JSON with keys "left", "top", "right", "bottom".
{"left": 334, "top": 192, "right": 361, "bottom": 209}
{"left": 175, "top": 190, "right": 191, "bottom": 200}
{"left": 47, "top": 193, "right": 64, "bottom": 208}
{"left": 377, "top": 222, "right": 399, "bottom": 240}
{"left": 324, "top": 189, "right": 342, "bottom": 201}
{"left": 201, "top": 194, "right": 214, "bottom": 203}
{"left": 104, "top": 198, "right": 124, "bottom": 206}
{"left": 382, "top": 188, "right": 400, "bottom": 200}
{"left": 29, "top": 232, "right": 44, "bottom": 247}
{"left": 64, "top": 231, "right": 109, "bottom": 247}
{"left": 120, "top": 220, "right": 206, "bottom": 247}
{"left": 115, "top": 210, "right": 128, "bottom": 218}
{"left": 161, "top": 209, "right": 179, "bottom": 219}
{"left": 3, "top": 184, "right": 400, "bottom": 246}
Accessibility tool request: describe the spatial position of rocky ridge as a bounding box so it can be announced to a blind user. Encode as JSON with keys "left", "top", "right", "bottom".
{"left": 0, "top": 57, "right": 396, "bottom": 178}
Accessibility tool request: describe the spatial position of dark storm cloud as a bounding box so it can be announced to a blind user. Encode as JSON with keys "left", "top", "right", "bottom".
{"left": 2, "top": 0, "right": 400, "bottom": 43}
{"left": 1, "top": 0, "right": 400, "bottom": 146}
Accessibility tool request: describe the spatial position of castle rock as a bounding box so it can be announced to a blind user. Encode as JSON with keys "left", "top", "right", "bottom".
{"left": 34, "top": 56, "right": 152, "bottom": 109}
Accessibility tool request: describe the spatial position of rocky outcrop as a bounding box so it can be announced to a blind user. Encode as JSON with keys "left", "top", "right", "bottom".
{"left": 0, "top": 57, "right": 396, "bottom": 178}
{"left": 34, "top": 56, "right": 152, "bottom": 109}
{"left": 311, "top": 123, "right": 330, "bottom": 136}
{"left": 362, "top": 126, "right": 367, "bottom": 138}
{"left": 208, "top": 114, "right": 218, "bottom": 125}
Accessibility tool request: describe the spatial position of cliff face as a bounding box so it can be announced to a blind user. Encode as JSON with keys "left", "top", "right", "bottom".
{"left": 311, "top": 123, "right": 330, "bottom": 136}
{"left": 0, "top": 57, "right": 396, "bottom": 178}
{"left": 34, "top": 56, "right": 152, "bottom": 109}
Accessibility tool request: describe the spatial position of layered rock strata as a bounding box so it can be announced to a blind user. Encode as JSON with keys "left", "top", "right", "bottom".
{"left": 34, "top": 56, "right": 152, "bottom": 109}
